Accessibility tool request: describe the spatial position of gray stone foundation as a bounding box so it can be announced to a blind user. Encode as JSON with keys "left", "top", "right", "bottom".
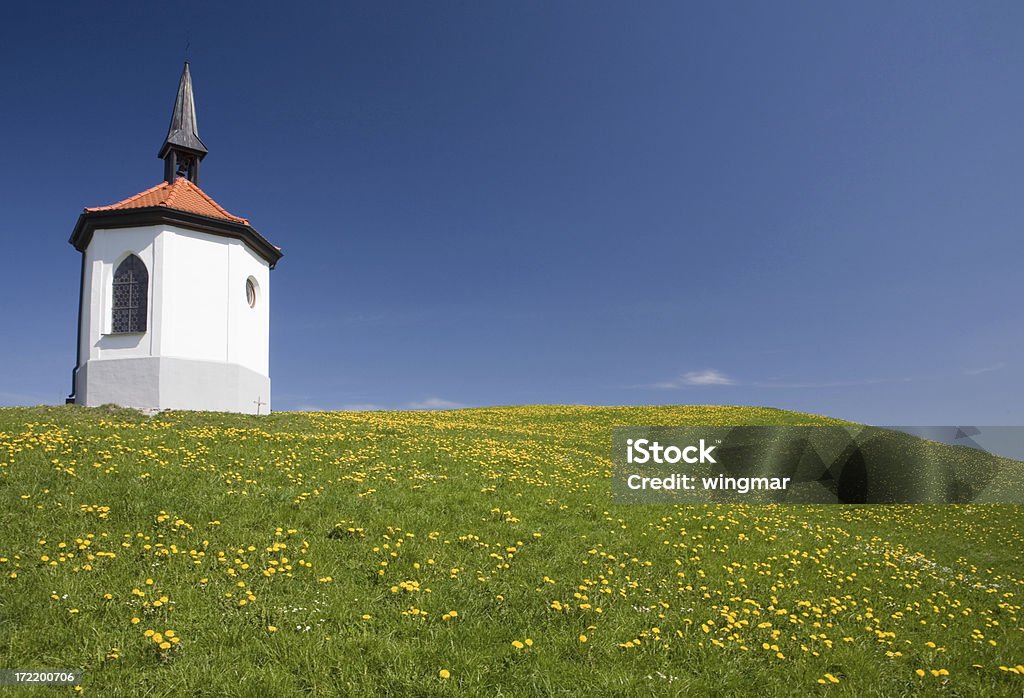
{"left": 75, "top": 357, "right": 271, "bottom": 414}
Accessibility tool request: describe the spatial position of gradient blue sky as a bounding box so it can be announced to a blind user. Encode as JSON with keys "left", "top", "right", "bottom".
{"left": 2, "top": 1, "right": 1022, "bottom": 423}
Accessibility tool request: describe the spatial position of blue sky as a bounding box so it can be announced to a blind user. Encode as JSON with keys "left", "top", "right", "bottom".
{"left": 1, "top": 1, "right": 1022, "bottom": 423}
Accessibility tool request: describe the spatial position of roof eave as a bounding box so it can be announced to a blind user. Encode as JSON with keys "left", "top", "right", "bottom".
{"left": 70, "top": 207, "right": 283, "bottom": 268}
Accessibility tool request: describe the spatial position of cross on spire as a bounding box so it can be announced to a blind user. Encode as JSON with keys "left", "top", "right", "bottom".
{"left": 159, "top": 62, "right": 208, "bottom": 184}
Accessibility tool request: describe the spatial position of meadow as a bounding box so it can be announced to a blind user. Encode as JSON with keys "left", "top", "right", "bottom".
{"left": 0, "top": 404, "right": 1021, "bottom": 696}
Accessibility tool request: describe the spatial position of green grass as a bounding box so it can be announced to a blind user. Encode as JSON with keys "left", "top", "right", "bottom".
{"left": 0, "top": 404, "right": 1021, "bottom": 696}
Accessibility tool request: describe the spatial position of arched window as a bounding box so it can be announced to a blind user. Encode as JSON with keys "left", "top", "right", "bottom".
{"left": 111, "top": 254, "right": 148, "bottom": 333}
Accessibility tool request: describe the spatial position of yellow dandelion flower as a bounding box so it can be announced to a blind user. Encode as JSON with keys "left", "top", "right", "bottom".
{"left": 438, "top": 669, "right": 451, "bottom": 680}
{"left": 159, "top": 641, "right": 171, "bottom": 650}
{"left": 511, "top": 640, "right": 524, "bottom": 649}
{"left": 579, "top": 634, "right": 588, "bottom": 643}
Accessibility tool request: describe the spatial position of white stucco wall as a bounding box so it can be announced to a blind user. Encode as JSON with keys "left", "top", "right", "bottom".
{"left": 226, "top": 242, "right": 270, "bottom": 376}
{"left": 76, "top": 222, "right": 273, "bottom": 413}
{"left": 156, "top": 228, "right": 269, "bottom": 375}
{"left": 81, "top": 225, "right": 161, "bottom": 362}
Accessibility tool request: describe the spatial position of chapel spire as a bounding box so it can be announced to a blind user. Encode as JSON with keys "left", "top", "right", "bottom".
{"left": 158, "top": 62, "right": 208, "bottom": 184}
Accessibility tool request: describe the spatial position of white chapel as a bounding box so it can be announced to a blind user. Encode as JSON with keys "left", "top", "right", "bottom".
{"left": 67, "top": 63, "right": 282, "bottom": 414}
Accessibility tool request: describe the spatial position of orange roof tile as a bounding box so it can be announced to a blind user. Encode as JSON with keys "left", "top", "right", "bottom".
{"left": 85, "top": 177, "right": 249, "bottom": 224}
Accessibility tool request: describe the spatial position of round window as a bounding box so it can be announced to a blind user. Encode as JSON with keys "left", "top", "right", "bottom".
{"left": 246, "top": 278, "right": 257, "bottom": 308}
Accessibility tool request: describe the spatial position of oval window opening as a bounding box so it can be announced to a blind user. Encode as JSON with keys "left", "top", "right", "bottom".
{"left": 246, "top": 278, "right": 257, "bottom": 308}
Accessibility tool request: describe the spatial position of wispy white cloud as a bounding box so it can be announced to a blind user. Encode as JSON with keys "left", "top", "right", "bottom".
{"left": 405, "top": 397, "right": 466, "bottom": 410}
{"left": 282, "top": 398, "right": 467, "bottom": 412}
{"left": 652, "top": 369, "right": 736, "bottom": 389}
{"left": 648, "top": 370, "right": 925, "bottom": 391}
{"left": 684, "top": 369, "right": 736, "bottom": 386}
{"left": 963, "top": 363, "right": 1005, "bottom": 376}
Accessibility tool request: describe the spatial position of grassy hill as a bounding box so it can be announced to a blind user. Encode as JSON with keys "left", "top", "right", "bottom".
{"left": 0, "top": 405, "right": 1021, "bottom": 696}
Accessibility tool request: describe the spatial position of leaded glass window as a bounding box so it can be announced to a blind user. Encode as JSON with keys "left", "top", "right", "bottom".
{"left": 111, "top": 254, "right": 148, "bottom": 333}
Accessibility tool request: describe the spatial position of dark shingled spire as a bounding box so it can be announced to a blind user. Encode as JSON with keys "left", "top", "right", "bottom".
{"left": 159, "top": 62, "right": 208, "bottom": 184}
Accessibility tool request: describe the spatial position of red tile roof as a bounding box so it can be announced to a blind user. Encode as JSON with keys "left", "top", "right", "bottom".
{"left": 85, "top": 177, "right": 249, "bottom": 224}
